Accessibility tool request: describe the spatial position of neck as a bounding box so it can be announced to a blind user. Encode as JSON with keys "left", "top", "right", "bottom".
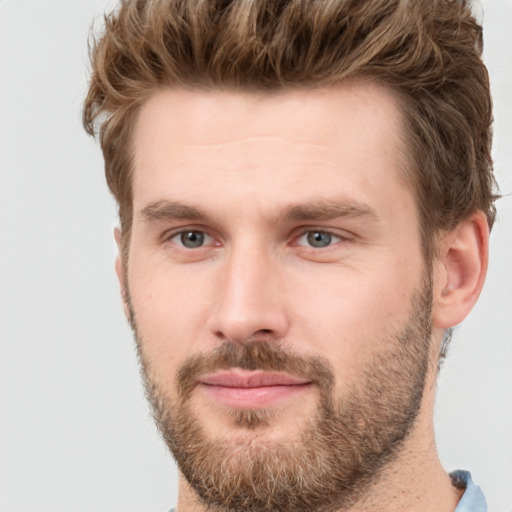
{"left": 344, "top": 418, "right": 462, "bottom": 512}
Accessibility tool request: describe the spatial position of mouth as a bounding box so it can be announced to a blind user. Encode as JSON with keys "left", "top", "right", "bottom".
{"left": 197, "top": 369, "right": 313, "bottom": 408}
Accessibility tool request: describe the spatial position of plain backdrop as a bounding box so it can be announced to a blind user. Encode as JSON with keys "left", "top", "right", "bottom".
{"left": 0, "top": 1, "right": 510, "bottom": 511}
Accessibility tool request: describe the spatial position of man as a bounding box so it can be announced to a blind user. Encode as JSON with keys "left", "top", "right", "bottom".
{"left": 83, "top": 1, "right": 497, "bottom": 511}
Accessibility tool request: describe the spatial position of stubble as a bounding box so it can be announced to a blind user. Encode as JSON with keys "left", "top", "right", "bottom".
{"left": 128, "top": 278, "right": 433, "bottom": 512}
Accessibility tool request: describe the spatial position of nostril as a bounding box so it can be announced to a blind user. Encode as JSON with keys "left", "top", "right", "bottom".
{"left": 256, "top": 329, "right": 273, "bottom": 335}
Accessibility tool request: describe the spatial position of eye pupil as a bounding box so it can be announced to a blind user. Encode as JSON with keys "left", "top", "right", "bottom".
{"left": 181, "top": 231, "right": 205, "bottom": 248}
{"left": 307, "top": 231, "right": 332, "bottom": 248}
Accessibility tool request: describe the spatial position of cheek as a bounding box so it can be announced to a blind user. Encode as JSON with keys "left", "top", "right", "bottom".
{"left": 127, "top": 259, "right": 218, "bottom": 384}
{"left": 287, "top": 260, "right": 421, "bottom": 385}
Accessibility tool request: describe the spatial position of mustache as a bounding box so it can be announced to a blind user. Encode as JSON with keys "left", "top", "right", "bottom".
{"left": 176, "top": 341, "right": 334, "bottom": 402}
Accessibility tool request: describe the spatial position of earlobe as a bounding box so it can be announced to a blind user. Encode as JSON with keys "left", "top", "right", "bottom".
{"left": 432, "top": 212, "right": 489, "bottom": 329}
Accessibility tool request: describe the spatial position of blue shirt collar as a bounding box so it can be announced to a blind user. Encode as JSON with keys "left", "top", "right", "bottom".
{"left": 451, "top": 470, "right": 487, "bottom": 512}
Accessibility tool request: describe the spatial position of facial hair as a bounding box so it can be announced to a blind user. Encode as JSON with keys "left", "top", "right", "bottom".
{"left": 128, "top": 277, "right": 433, "bottom": 512}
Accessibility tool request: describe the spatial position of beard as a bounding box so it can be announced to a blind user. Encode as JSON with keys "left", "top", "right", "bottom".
{"left": 127, "top": 277, "right": 433, "bottom": 512}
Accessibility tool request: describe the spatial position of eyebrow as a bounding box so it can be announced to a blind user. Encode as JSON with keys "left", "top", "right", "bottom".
{"left": 139, "top": 199, "right": 379, "bottom": 224}
{"left": 140, "top": 200, "right": 206, "bottom": 222}
{"left": 278, "top": 200, "right": 379, "bottom": 223}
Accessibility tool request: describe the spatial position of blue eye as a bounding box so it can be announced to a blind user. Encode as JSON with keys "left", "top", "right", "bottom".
{"left": 297, "top": 231, "right": 341, "bottom": 248}
{"left": 172, "top": 230, "right": 211, "bottom": 248}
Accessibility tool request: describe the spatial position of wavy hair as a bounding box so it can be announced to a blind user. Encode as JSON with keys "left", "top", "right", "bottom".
{"left": 83, "top": 0, "right": 497, "bottom": 261}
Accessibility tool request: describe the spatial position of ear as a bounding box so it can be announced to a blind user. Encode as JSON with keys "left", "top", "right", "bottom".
{"left": 432, "top": 211, "right": 489, "bottom": 329}
{"left": 114, "top": 227, "right": 131, "bottom": 321}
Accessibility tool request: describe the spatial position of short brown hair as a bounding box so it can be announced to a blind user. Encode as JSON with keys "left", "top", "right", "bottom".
{"left": 83, "top": 0, "right": 497, "bottom": 261}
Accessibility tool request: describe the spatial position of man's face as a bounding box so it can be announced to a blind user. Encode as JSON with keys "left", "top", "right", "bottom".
{"left": 123, "top": 83, "right": 433, "bottom": 511}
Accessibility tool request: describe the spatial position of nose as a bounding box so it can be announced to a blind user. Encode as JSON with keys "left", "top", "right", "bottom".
{"left": 207, "top": 242, "right": 290, "bottom": 344}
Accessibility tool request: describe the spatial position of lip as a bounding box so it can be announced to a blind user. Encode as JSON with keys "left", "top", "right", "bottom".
{"left": 197, "top": 370, "right": 312, "bottom": 408}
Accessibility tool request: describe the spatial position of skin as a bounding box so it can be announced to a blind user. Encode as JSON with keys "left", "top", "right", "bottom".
{"left": 116, "top": 82, "right": 489, "bottom": 511}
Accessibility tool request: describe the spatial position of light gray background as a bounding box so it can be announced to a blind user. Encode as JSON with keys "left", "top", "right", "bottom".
{"left": 0, "top": 1, "right": 510, "bottom": 511}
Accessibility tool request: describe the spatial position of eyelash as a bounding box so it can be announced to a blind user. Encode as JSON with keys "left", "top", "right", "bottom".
{"left": 162, "top": 226, "right": 351, "bottom": 250}
{"left": 163, "top": 227, "right": 217, "bottom": 247}
{"left": 294, "top": 228, "right": 350, "bottom": 249}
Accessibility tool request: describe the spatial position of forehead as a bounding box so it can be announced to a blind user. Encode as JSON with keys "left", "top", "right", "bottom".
{"left": 133, "top": 81, "right": 405, "bottom": 155}
{"left": 131, "top": 82, "right": 412, "bottom": 220}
